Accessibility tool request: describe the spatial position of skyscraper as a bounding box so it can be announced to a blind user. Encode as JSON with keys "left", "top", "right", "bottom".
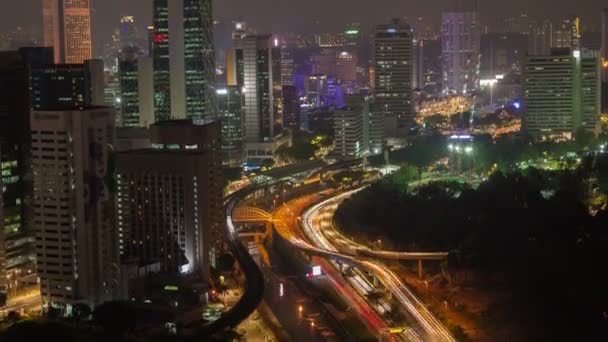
{"left": 333, "top": 96, "right": 369, "bottom": 159}
{"left": 152, "top": 0, "right": 215, "bottom": 123}
{"left": 119, "top": 48, "right": 141, "bottom": 127}
{"left": 282, "top": 85, "right": 300, "bottom": 131}
{"left": 30, "top": 60, "right": 105, "bottom": 111}
{"left": 184, "top": 0, "right": 215, "bottom": 120}
{"left": 441, "top": 10, "right": 480, "bottom": 95}
{"left": 0, "top": 48, "right": 54, "bottom": 300}
{"left": 217, "top": 86, "right": 245, "bottom": 167}
{"left": 602, "top": 9, "right": 608, "bottom": 83}
{"left": 601, "top": 9, "right": 608, "bottom": 112}
{"left": 31, "top": 106, "right": 119, "bottom": 313}
{"left": 373, "top": 19, "right": 415, "bottom": 135}
{"left": 120, "top": 16, "right": 138, "bottom": 50}
{"left": 42, "top": 0, "right": 93, "bottom": 64}
{"left": 233, "top": 34, "right": 277, "bottom": 142}
{"left": 523, "top": 49, "right": 601, "bottom": 141}
{"left": 553, "top": 17, "right": 581, "bottom": 51}
{"left": 528, "top": 20, "right": 553, "bottom": 56}
{"left": 152, "top": 0, "right": 171, "bottom": 121}
{"left": 116, "top": 119, "right": 223, "bottom": 277}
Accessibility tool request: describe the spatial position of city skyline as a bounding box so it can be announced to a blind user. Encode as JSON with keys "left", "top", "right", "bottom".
{"left": 2, "top": 1, "right": 608, "bottom": 38}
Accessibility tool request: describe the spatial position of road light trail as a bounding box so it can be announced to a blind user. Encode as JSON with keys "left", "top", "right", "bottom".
{"left": 300, "top": 191, "right": 456, "bottom": 342}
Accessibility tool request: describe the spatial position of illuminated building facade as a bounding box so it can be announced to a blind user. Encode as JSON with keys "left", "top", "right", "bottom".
{"left": 42, "top": 0, "right": 93, "bottom": 64}
{"left": 116, "top": 120, "right": 223, "bottom": 280}
{"left": 233, "top": 34, "right": 277, "bottom": 142}
{"left": 552, "top": 17, "right": 580, "bottom": 51}
{"left": 31, "top": 60, "right": 105, "bottom": 111}
{"left": 217, "top": 87, "right": 245, "bottom": 166}
{"left": 152, "top": 0, "right": 216, "bottom": 123}
{"left": 374, "top": 19, "right": 415, "bottom": 133}
{"left": 152, "top": 0, "right": 171, "bottom": 121}
{"left": 441, "top": 11, "right": 480, "bottom": 95}
{"left": 524, "top": 49, "right": 601, "bottom": 141}
{"left": 0, "top": 48, "right": 54, "bottom": 300}
{"left": 184, "top": 0, "right": 215, "bottom": 120}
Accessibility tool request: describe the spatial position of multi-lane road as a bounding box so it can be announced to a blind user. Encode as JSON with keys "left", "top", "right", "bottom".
{"left": 299, "top": 190, "right": 456, "bottom": 342}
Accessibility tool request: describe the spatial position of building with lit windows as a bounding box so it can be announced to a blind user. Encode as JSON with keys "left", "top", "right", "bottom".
{"left": 374, "top": 18, "right": 415, "bottom": 135}
{"left": 552, "top": 17, "right": 580, "bottom": 51}
{"left": 306, "top": 74, "right": 327, "bottom": 109}
{"left": 528, "top": 20, "right": 553, "bottom": 56}
{"left": 42, "top": 0, "right": 93, "bottom": 64}
{"left": 119, "top": 49, "right": 140, "bottom": 127}
{"left": 523, "top": 49, "right": 601, "bottom": 141}
{"left": 184, "top": 0, "right": 215, "bottom": 120}
{"left": 232, "top": 34, "right": 279, "bottom": 145}
{"left": 31, "top": 106, "right": 119, "bottom": 314}
{"left": 217, "top": 87, "right": 244, "bottom": 167}
{"left": 30, "top": 60, "right": 105, "bottom": 111}
{"left": 601, "top": 9, "right": 608, "bottom": 112}
{"left": 116, "top": 120, "right": 223, "bottom": 280}
{"left": 316, "top": 32, "right": 346, "bottom": 48}
{"left": 282, "top": 85, "right": 301, "bottom": 131}
{"left": 152, "top": 0, "right": 215, "bottom": 123}
{"left": 441, "top": 10, "right": 480, "bottom": 95}
{"left": 333, "top": 96, "right": 369, "bottom": 159}
{"left": 0, "top": 48, "right": 54, "bottom": 300}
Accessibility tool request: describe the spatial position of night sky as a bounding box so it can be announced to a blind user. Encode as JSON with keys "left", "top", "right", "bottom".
{"left": 2, "top": 0, "right": 606, "bottom": 48}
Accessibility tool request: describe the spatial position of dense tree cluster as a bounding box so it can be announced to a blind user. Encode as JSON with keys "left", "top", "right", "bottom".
{"left": 335, "top": 168, "right": 608, "bottom": 340}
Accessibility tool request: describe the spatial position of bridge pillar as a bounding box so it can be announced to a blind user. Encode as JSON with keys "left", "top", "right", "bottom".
{"left": 418, "top": 259, "right": 423, "bottom": 279}
{"left": 373, "top": 275, "right": 378, "bottom": 287}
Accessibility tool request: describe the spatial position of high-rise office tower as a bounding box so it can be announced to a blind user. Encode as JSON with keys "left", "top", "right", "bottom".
{"left": 152, "top": 0, "right": 171, "bottom": 121}
{"left": 524, "top": 49, "right": 601, "bottom": 141}
{"left": 281, "top": 47, "right": 295, "bottom": 86}
{"left": 344, "top": 23, "right": 361, "bottom": 47}
{"left": 282, "top": 85, "right": 301, "bottom": 131}
{"left": 116, "top": 120, "right": 223, "bottom": 279}
{"left": 152, "top": 0, "right": 216, "bottom": 123}
{"left": 305, "top": 74, "right": 328, "bottom": 108}
{"left": 335, "top": 51, "right": 358, "bottom": 86}
{"left": 441, "top": 9, "right": 480, "bottom": 95}
{"left": 552, "top": 17, "right": 581, "bottom": 51}
{"left": 120, "top": 16, "right": 138, "bottom": 50}
{"left": 0, "top": 48, "right": 54, "bottom": 300}
{"left": 184, "top": 0, "right": 215, "bottom": 120}
{"left": 601, "top": 9, "right": 608, "bottom": 112}
{"left": 233, "top": 34, "right": 277, "bottom": 142}
{"left": 368, "top": 101, "right": 385, "bottom": 155}
{"left": 528, "top": 20, "right": 553, "bottom": 56}
{"left": 374, "top": 19, "right": 415, "bottom": 134}
{"left": 602, "top": 9, "right": 608, "bottom": 82}
{"left": 119, "top": 48, "right": 141, "bottom": 127}
{"left": 31, "top": 106, "right": 119, "bottom": 313}
{"left": 502, "top": 14, "right": 535, "bottom": 35}
{"left": 30, "top": 60, "right": 105, "bottom": 111}
{"left": 413, "top": 39, "right": 424, "bottom": 90}
{"left": 138, "top": 57, "right": 155, "bottom": 127}
{"left": 217, "top": 86, "right": 245, "bottom": 167}
{"left": 42, "top": 0, "right": 93, "bottom": 64}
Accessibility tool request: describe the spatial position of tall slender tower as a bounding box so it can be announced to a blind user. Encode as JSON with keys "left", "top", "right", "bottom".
{"left": 184, "top": 0, "right": 216, "bottom": 120}
{"left": 152, "top": 0, "right": 171, "bottom": 121}
{"left": 373, "top": 19, "right": 414, "bottom": 135}
{"left": 42, "top": 0, "right": 92, "bottom": 64}
{"left": 441, "top": 6, "right": 480, "bottom": 95}
{"left": 152, "top": 0, "right": 215, "bottom": 123}
{"left": 601, "top": 9, "right": 608, "bottom": 83}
